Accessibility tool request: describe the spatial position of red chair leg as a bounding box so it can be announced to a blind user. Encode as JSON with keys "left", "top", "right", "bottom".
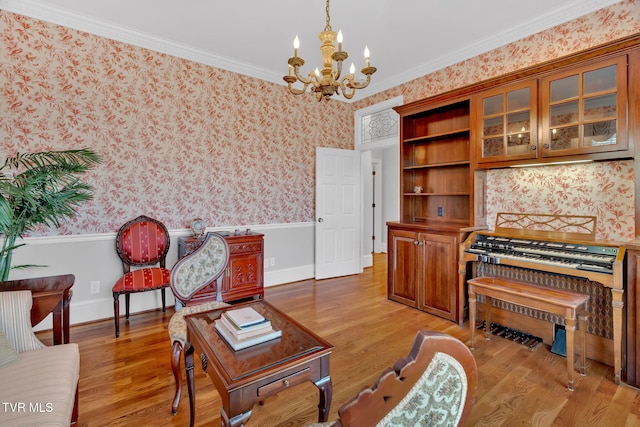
{"left": 171, "top": 340, "right": 183, "bottom": 415}
{"left": 113, "top": 293, "right": 120, "bottom": 338}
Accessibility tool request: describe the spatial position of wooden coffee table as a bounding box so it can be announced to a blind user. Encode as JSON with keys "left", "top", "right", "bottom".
{"left": 184, "top": 300, "right": 333, "bottom": 427}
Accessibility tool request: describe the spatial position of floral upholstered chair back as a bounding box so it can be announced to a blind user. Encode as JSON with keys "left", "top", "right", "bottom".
{"left": 167, "top": 231, "right": 230, "bottom": 415}
{"left": 170, "top": 231, "right": 229, "bottom": 306}
{"left": 308, "top": 330, "right": 477, "bottom": 427}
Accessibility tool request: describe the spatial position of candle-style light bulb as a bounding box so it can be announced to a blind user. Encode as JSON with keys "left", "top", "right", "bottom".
{"left": 315, "top": 67, "right": 320, "bottom": 77}
{"left": 364, "top": 45, "right": 370, "bottom": 67}
{"left": 337, "top": 30, "right": 343, "bottom": 51}
{"left": 294, "top": 35, "right": 300, "bottom": 57}
{"left": 349, "top": 63, "right": 355, "bottom": 75}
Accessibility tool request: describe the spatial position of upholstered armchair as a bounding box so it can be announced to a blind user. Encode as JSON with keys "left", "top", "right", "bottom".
{"left": 307, "top": 330, "right": 477, "bottom": 427}
{"left": 168, "top": 232, "right": 230, "bottom": 415}
{"left": 0, "top": 287, "right": 80, "bottom": 426}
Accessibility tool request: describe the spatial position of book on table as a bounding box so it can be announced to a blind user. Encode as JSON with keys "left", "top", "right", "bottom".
{"left": 220, "top": 313, "right": 272, "bottom": 340}
{"left": 215, "top": 319, "right": 281, "bottom": 351}
{"left": 223, "top": 306, "right": 266, "bottom": 329}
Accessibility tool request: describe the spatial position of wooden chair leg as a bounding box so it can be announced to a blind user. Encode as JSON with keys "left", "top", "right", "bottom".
{"left": 113, "top": 292, "right": 120, "bottom": 338}
{"left": 162, "top": 287, "right": 167, "bottom": 312}
{"left": 125, "top": 293, "right": 131, "bottom": 319}
{"left": 171, "top": 341, "right": 183, "bottom": 415}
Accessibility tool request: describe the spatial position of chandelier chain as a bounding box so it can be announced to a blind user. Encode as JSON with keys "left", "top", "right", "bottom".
{"left": 324, "top": 0, "right": 332, "bottom": 32}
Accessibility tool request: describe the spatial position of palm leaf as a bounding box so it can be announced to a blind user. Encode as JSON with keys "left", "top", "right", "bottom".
{"left": 0, "top": 148, "right": 102, "bottom": 280}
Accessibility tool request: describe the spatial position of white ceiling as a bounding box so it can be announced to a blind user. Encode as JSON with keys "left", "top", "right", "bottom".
{"left": 0, "top": 0, "right": 623, "bottom": 101}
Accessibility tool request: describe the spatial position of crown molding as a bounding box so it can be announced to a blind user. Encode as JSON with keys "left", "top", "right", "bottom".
{"left": 364, "top": 0, "right": 624, "bottom": 95}
{"left": 0, "top": 0, "right": 285, "bottom": 86}
{"left": 0, "top": 0, "right": 625, "bottom": 101}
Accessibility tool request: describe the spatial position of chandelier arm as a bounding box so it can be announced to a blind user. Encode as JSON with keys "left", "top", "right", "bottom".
{"left": 292, "top": 67, "right": 318, "bottom": 86}
{"left": 332, "top": 60, "right": 343, "bottom": 82}
{"left": 287, "top": 81, "right": 309, "bottom": 95}
{"left": 346, "top": 75, "right": 373, "bottom": 90}
{"left": 337, "top": 76, "right": 356, "bottom": 99}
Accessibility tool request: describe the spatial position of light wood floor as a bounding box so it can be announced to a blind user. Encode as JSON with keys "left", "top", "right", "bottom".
{"left": 38, "top": 253, "right": 640, "bottom": 426}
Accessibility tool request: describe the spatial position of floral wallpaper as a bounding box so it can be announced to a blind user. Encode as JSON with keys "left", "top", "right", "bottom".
{"left": 1, "top": 1, "right": 639, "bottom": 241}
{"left": 0, "top": 11, "right": 353, "bottom": 235}
{"left": 486, "top": 160, "right": 634, "bottom": 241}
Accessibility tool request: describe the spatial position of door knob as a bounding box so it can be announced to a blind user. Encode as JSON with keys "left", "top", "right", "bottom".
{"left": 318, "top": 218, "right": 324, "bottom": 222}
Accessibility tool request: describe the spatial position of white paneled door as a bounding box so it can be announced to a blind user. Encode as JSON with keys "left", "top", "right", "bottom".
{"left": 315, "top": 147, "right": 361, "bottom": 279}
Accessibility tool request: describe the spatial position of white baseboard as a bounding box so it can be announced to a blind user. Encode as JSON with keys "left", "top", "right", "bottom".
{"left": 265, "top": 264, "right": 314, "bottom": 287}
{"left": 33, "top": 265, "right": 316, "bottom": 331}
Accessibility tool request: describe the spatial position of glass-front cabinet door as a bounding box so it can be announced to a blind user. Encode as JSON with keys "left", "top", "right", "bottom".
{"left": 476, "top": 80, "right": 538, "bottom": 164}
{"left": 540, "top": 55, "right": 627, "bottom": 157}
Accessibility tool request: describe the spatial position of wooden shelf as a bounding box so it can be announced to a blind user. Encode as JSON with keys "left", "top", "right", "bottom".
{"left": 404, "top": 192, "right": 470, "bottom": 196}
{"left": 403, "top": 129, "right": 470, "bottom": 144}
{"left": 404, "top": 160, "right": 470, "bottom": 170}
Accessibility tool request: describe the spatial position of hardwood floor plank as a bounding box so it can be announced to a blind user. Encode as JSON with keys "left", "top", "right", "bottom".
{"left": 37, "top": 253, "right": 640, "bottom": 426}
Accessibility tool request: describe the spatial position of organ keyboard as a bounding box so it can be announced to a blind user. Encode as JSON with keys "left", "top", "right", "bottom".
{"left": 459, "top": 213, "right": 626, "bottom": 384}
{"left": 465, "top": 234, "right": 619, "bottom": 275}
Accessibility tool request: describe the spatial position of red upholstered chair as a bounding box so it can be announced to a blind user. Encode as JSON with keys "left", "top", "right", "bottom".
{"left": 112, "top": 215, "right": 171, "bottom": 338}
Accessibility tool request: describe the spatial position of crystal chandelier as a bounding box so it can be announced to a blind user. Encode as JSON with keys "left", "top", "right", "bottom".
{"left": 283, "top": 0, "right": 377, "bottom": 101}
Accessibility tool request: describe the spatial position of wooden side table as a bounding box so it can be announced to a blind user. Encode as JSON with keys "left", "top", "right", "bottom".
{"left": 178, "top": 231, "right": 264, "bottom": 303}
{"left": 0, "top": 274, "right": 74, "bottom": 344}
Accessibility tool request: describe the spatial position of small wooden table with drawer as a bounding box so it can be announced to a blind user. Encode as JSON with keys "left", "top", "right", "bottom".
{"left": 184, "top": 300, "right": 333, "bottom": 427}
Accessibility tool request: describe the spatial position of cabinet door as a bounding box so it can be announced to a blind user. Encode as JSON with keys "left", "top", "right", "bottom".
{"left": 540, "top": 55, "right": 627, "bottom": 157}
{"left": 221, "top": 236, "right": 264, "bottom": 302}
{"left": 387, "top": 229, "right": 419, "bottom": 307}
{"left": 223, "top": 252, "right": 263, "bottom": 301}
{"left": 418, "top": 233, "right": 458, "bottom": 321}
{"left": 476, "top": 79, "right": 538, "bottom": 163}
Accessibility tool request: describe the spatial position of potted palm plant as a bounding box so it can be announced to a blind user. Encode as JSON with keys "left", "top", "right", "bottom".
{"left": 0, "top": 148, "right": 102, "bottom": 281}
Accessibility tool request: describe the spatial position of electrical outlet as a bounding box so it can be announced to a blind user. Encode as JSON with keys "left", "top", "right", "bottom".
{"left": 90, "top": 281, "right": 100, "bottom": 294}
{"left": 437, "top": 206, "right": 444, "bottom": 217}
{"left": 270, "top": 257, "right": 276, "bottom": 267}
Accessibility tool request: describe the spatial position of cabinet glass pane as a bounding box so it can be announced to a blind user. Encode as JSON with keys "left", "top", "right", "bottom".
{"left": 550, "top": 101, "right": 578, "bottom": 126}
{"left": 483, "top": 94, "right": 503, "bottom": 116}
{"left": 482, "top": 137, "right": 504, "bottom": 157}
{"left": 549, "top": 126, "right": 579, "bottom": 151}
{"left": 550, "top": 74, "right": 579, "bottom": 102}
{"left": 507, "top": 88, "right": 530, "bottom": 111}
{"left": 483, "top": 116, "right": 503, "bottom": 137}
{"left": 507, "top": 111, "right": 530, "bottom": 134}
{"left": 584, "top": 120, "right": 616, "bottom": 147}
{"left": 584, "top": 94, "right": 616, "bottom": 121}
{"left": 507, "top": 133, "right": 531, "bottom": 155}
{"left": 584, "top": 65, "right": 616, "bottom": 95}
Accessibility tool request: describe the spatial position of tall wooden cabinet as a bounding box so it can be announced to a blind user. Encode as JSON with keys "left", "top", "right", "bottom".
{"left": 388, "top": 96, "right": 484, "bottom": 324}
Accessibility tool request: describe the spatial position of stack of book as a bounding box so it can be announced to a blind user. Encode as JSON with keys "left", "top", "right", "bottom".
{"left": 215, "top": 306, "right": 281, "bottom": 350}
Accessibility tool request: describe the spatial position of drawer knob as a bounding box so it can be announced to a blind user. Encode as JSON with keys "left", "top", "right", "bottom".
{"left": 283, "top": 379, "right": 290, "bottom": 387}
